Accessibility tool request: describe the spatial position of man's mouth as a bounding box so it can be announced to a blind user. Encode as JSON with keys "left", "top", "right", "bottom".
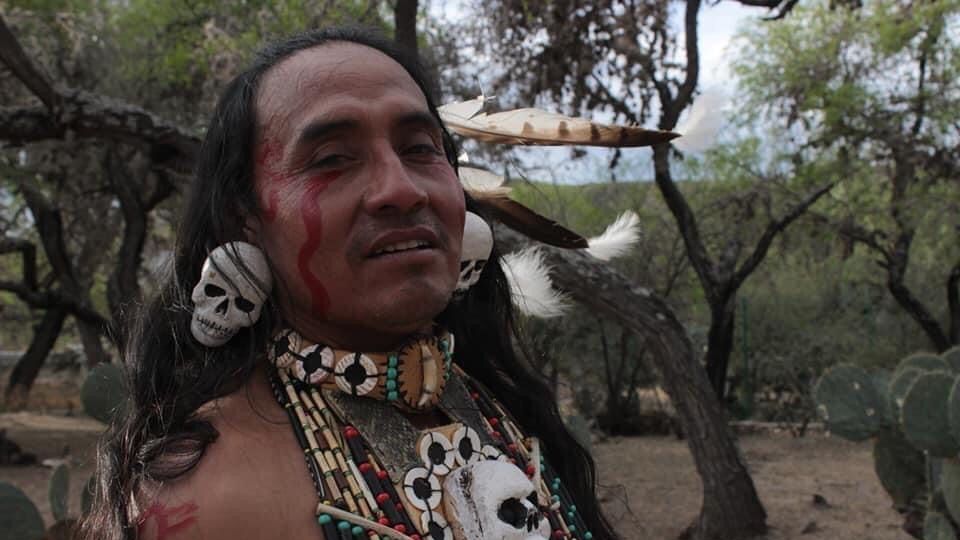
{"left": 372, "top": 240, "right": 432, "bottom": 256}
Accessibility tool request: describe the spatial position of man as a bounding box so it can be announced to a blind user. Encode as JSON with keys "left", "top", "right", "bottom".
{"left": 82, "top": 27, "right": 615, "bottom": 540}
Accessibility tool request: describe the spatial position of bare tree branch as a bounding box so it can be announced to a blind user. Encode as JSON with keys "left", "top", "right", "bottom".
{"left": 731, "top": 181, "right": 836, "bottom": 289}
{"left": 0, "top": 90, "right": 200, "bottom": 172}
{"left": 0, "top": 14, "right": 59, "bottom": 111}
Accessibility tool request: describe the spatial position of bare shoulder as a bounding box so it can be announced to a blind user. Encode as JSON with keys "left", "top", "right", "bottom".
{"left": 135, "top": 376, "right": 323, "bottom": 539}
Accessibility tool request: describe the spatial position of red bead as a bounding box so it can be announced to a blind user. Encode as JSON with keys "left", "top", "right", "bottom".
{"left": 488, "top": 417, "right": 499, "bottom": 427}
{"left": 359, "top": 463, "right": 372, "bottom": 473}
{"left": 410, "top": 535, "right": 421, "bottom": 540}
{"left": 394, "top": 524, "right": 406, "bottom": 533}
{"left": 471, "top": 392, "right": 479, "bottom": 399}
{"left": 378, "top": 517, "right": 391, "bottom": 526}
{"left": 525, "top": 464, "right": 536, "bottom": 476}
{"left": 491, "top": 431, "right": 501, "bottom": 439}
{"left": 344, "top": 426, "right": 359, "bottom": 438}
{"left": 376, "top": 470, "right": 389, "bottom": 480}
{"left": 553, "top": 531, "right": 565, "bottom": 539}
{"left": 376, "top": 492, "right": 390, "bottom": 504}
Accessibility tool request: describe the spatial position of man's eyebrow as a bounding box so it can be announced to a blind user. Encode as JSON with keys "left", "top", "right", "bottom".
{"left": 293, "top": 118, "right": 358, "bottom": 149}
{"left": 395, "top": 110, "right": 443, "bottom": 133}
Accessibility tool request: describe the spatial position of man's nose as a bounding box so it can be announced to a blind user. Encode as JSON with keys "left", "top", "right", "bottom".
{"left": 362, "top": 147, "right": 429, "bottom": 214}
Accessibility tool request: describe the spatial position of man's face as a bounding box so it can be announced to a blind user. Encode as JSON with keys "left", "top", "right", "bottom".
{"left": 252, "top": 42, "right": 465, "bottom": 350}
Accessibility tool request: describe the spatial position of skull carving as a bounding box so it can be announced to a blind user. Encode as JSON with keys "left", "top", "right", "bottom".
{"left": 443, "top": 460, "right": 549, "bottom": 540}
{"left": 456, "top": 212, "right": 493, "bottom": 293}
{"left": 190, "top": 242, "right": 272, "bottom": 347}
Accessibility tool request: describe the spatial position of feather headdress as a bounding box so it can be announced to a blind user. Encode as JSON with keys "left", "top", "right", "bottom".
{"left": 440, "top": 98, "right": 679, "bottom": 147}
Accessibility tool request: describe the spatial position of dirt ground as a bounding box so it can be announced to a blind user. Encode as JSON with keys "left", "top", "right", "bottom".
{"left": 0, "top": 410, "right": 908, "bottom": 540}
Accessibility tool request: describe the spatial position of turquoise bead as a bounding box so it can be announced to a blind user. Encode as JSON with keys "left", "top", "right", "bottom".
{"left": 352, "top": 526, "right": 364, "bottom": 536}
{"left": 337, "top": 521, "right": 350, "bottom": 531}
{"left": 386, "top": 367, "right": 398, "bottom": 379}
{"left": 584, "top": 532, "right": 593, "bottom": 539}
{"left": 552, "top": 495, "right": 560, "bottom": 503}
{"left": 570, "top": 505, "right": 577, "bottom": 512}
{"left": 387, "top": 390, "right": 399, "bottom": 401}
{"left": 386, "top": 380, "right": 397, "bottom": 390}
{"left": 317, "top": 514, "right": 332, "bottom": 525}
{"left": 569, "top": 525, "right": 577, "bottom": 533}
{"left": 387, "top": 355, "right": 398, "bottom": 367}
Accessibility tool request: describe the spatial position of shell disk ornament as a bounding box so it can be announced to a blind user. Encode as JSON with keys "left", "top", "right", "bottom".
{"left": 190, "top": 242, "right": 272, "bottom": 347}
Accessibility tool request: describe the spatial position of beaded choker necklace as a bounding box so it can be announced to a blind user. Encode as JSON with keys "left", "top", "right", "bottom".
{"left": 269, "top": 327, "right": 454, "bottom": 412}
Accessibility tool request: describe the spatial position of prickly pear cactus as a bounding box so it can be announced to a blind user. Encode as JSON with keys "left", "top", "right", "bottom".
{"left": 0, "top": 482, "right": 45, "bottom": 540}
{"left": 81, "top": 475, "right": 96, "bottom": 516}
{"left": 874, "top": 429, "right": 926, "bottom": 508}
{"left": 891, "top": 368, "right": 924, "bottom": 420}
{"left": 814, "top": 364, "right": 886, "bottom": 440}
{"left": 81, "top": 362, "right": 125, "bottom": 424}
{"left": 898, "top": 353, "right": 950, "bottom": 375}
{"left": 942, "top": 462, "right": 960, "bottom": 528}
{"left": 945, "top": 347, "right": 960, "bottom": 374}
{"left": 901, "top": 372, "right": 960, "bottom": 457}
{"left": 49, "top": 464, "right": 69, "bottom": 523}
{"left": 924, "top": 512, "right": 957, "bottom": 540}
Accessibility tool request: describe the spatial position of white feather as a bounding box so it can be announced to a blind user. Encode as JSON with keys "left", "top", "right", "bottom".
{"left": 501, "top": 248, "right": 569, "bottom": 318}
{"left": 585, "top": 211, "right": 641, "bottom": 261}
{"left": 459, "top": 166, "right": 508, "bottom": 194}
{"left": 673, "top": 87, "right": 727, "bottom": 153}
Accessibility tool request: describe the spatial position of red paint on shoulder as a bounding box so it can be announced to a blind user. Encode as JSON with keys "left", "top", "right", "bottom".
{"left": 296, "top": 172, "right": 341, "bottom": 316}
{"left": 138, "top": 501, "right": 199, "bottom": 539}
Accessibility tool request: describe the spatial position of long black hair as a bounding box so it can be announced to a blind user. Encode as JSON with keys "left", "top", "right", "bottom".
{"left": 81, "top": 26, "right": 617, "bottom": 540}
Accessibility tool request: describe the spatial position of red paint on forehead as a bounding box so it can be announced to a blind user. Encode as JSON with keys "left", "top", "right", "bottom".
{"left": 296, "top": 172, "right": 342, "bottom": 316}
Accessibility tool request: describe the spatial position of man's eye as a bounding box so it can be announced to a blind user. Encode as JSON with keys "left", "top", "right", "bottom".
{"left": 311, "top": 154, "right": 350, "bottom": 168}
{"left": 404, "top": 144, "right": 441, "bottom": 156}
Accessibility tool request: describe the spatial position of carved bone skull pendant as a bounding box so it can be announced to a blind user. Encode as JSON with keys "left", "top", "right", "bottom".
{"left": 190, "top": 242, "right": 272, "bottom": 346}
{"left": 456, "top": 212, "right": 494, "bottom": 293}
{"left": 443, "top": 460, "right": 549, "bottom": 540}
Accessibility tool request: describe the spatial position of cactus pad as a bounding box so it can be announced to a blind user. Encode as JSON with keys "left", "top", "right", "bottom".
{"left": 49, "top": 464, "right": 69, "bottom": 522}
{"left": 924, "top": 511, "right": 957, "bottom": 540}
{"left": 874, "top": 428, "right": 926, "bottom": 508}
{"left": 901, "top": 372, "right": 960, "bottom": 457}
{"left": 0, "top": 482, "right": 45, "bottom": 540}
{"left": 897, "top": 352, "right": 949, "bottom": 374}
{"left": 944, "top": 347, "right": 960, "bottom": 374}
{"left": 891, "top": 368, "right": 924, "bottom": 420}
{"left": 81, "top": 363, "right": 125, "bottom": 424}
{"left": 814, "top": 364, "right": 886, "bottom": 441}
{"left": 81, "top": 475, "right": 95, "bottom": 516}
{"left": 942, "top": 462, "right": 960, "bottom": 525}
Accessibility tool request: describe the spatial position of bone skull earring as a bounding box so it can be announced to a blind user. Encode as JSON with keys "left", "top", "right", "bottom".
{"left": 190, "top": 242, "right": 273, "bottom": 347}
{"left": 456, "top": 212, "right": 494, "bottom": 293}
{"left": 443, "top": 460, "right": 549, "bottom": 540}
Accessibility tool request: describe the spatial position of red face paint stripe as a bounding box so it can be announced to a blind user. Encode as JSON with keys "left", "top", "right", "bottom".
{"left": 297, "top": 173, "right": 340, "bottom": 316}
{"left": 138, "top": 502, "right": 199, "bottom": 539}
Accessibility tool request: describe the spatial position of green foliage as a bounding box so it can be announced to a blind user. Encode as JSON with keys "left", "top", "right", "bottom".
{"left": 0, "top": 482, "right": 45, "bottom": 540}
{"left": 891, "top": 369, "right": 924, "bottom": 420}
{"left": 49, "top": 464, "right": 69, "bottom": 523}
{"left": 81, "top": 362, "right": 125, "bottom": 424}
{"left": 899, "top": 354, "right": 951, "bottom": 375}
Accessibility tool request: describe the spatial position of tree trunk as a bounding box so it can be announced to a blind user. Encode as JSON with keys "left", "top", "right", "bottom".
{"left": 76, "top": 318, "right": 110, "bottom": 367}
{"left": 498, "top": 228, "right": 768, "bottom": 540}
{"left": 394, "top": 0, "right": 418, "bottom": 54}
{"left": 5, "top": 306, "right": 67, "bottom": 409}
{"left": 705, "top": 296, "right": 736, "bottom": 399}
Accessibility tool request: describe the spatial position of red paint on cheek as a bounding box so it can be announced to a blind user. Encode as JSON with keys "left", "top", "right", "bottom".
{"left": 138, "top": 502, "right": 198, "bottom": 539}
{"left": 296, "top": 173, "right": 341, "bottom": 316}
